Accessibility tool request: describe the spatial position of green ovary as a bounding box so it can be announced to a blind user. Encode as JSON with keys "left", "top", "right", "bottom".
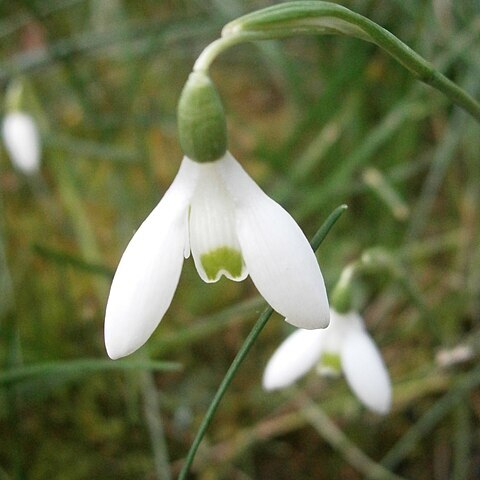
{"left": 200, "top": 247, "right": 244, "bottom": 280}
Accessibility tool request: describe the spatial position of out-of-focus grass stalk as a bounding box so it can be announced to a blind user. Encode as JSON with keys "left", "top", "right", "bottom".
{"left": 4, "top": 322, "right": 25, "bottom": 479}
{"left": 399, "top": 230, "right": 461, "bottom": 262}
{"left": 0, "top": 359, "right": 180, "bottom": 387}
{"left": 294, "top": 99, "right": 431, "bottom": 219}
{"left": 140, "top": 370, "right": 172, "bottom": 480}
{"left": 43, "top": 133, "right": 138, "bottom": 163}
{"left": 381, "top": 363, "right": 480, "bottom": 470}
{"left": 452, "top": 403, "right": 470, "bottom": 480}
{"left": 289, "top": 98, "right": 354, "bottom": 183}
{"left": 0, "top": 19, "right": 221, "bottom": 82}
{"left": 296, "top": 391, "right": 406, "bottom": 480}
{"left": 271, "top": 96, "right": 354, "bottom": 204}
{"left": 33, "top": 244, "right": 114, "bottom": 277}
{"left": 1, "top": 179, "right": 25, "bottom": 477}
{"left": 363, "top": 168, "right": 409, "bottom": 221}
{"left": 395, "top": 272, "right": 438, "bottom": 343}
{"left": 463, "top": 154, "right": 480, "bottom": 317}
{"left": 0, "top": 195, "right": 14, "bottom": 318}
{"left": 177, "top": 205, "right": 347, "bottom": 480}
{"left": 49, "top": 152, "right": 109, "bottom": 298}
{"left": 407, "top": 73, "right": 480, "bottom": 240}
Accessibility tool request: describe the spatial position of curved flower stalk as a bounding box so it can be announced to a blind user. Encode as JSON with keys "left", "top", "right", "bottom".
{"left": 193, "top": 2, "right": 480, "bottom": 122}
{"left": 263, "top": 309, "right": 392, "bottom": 414}
{"left": 105, "top": 74, "right": 329, "bottom": 360}
{"left": 2, "top": 111, "right": 41, "bottom": 175}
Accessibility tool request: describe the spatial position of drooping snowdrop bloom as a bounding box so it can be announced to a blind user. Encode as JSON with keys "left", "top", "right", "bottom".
{"left": 263, "top": 309, "right": 392, "bottom": 414}
{"left": 105, "top": 72, "right": 329, "bottom": 359}
{"left": 2, "top": 111, "right": 41, "bottom": 175}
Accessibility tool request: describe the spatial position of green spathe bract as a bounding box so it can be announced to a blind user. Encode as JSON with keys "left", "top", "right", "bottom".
{"left": 177, "top": 72, "right": 227, "bottom": 163}
{"left": 200, "top": 246, "right": 244, "bottom": 281}
{"left": 330, "top": 265, "right": 355, "bottom": 314}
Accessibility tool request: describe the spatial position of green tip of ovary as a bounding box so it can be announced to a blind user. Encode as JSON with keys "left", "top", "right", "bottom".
{"left": 201, "top": 247, "right": 244, "bottom": 281}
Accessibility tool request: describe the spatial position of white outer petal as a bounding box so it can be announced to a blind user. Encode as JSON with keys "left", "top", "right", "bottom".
{"left": 105, "top": 158, "right": 198, "bottom": 359}
{"left": 2, "top": 112, "right": 41, "bottom": 174}
{"left": 263, "top": 328, "right": 324, "bottom": 390}
{"left": 218, "top": 152, "right": 329, "bottom": 329}
{"left": 341, "top": 328, "right": 392, "bottom": 414}
{"left": 189, "top": 161, "right": 247, "bottom": 283}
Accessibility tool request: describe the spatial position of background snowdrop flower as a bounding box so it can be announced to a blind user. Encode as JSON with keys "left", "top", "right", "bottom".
{"left": 263, "top": 309, "right": 392, "bottom": 415}
{"left": 105, "top": 72, "right": 329, "bottom": 360}
{"left": 2, "top": 111, "right": 41, "bottom": 175}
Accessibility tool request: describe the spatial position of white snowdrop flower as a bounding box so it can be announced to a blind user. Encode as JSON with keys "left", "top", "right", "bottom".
{"left": 105, "top": 152, "right": 329, "bottom": 359}
{"left": 263, "top": 309, "right": 392, "bottom": 414}
{"left": 2, "top": 111, "right": 41, "bottom": 175}
{"left": 105, "top": 72, "right": 330, "bottom": 360}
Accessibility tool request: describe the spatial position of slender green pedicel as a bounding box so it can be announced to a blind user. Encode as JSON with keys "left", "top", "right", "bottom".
{"left": 199, "top": 2, "right": 480, "bottom": 122}
{"left": 177, "top": 72, "right": 227, "bottom": 163}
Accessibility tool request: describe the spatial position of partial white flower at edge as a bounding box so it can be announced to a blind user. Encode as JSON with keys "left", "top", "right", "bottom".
{"left": 2, "top": 111, "right": 41, "bottom": 175}
{"left": 263, "top": 309, "right": 392, "bottom": 415}
{"left": 105, "top": 152, "right": 329, "bottom": 359}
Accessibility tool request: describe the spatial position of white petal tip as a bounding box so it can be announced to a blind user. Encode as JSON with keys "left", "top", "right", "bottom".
{"left": 285, "top": 308, "right": 330, "bottom": 330}
{"left": 366, "top": 390, "right": 392, "bottom": 415}
{"left": 106, "top": 347, "right": 124, "bottom": 361}
{"left": 105, "top": 345, "right": 128, "bottom": 360}
{"left": 262, "top": 370, "right": 294, "bottom": 391}
{"left": 104, "top": 331, "right": 142, "bottom": 360}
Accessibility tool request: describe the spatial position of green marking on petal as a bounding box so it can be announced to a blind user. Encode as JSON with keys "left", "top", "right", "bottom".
{"left": 318, "top": 352, "right": 342, "bottom": 376}
{"left": 200, "top": 247, "right": 244, "bottom": 281}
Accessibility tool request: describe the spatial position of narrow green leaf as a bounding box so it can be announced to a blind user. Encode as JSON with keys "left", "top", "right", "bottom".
{"left": 0, "top": 359, "right": 181, "bottom": 387}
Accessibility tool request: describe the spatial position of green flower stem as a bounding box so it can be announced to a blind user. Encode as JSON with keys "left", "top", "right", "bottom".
{"left": 178, "top": 204, "right": 347, "bottom": 480}
{"left": 193, "top": 33, "right": 254, "bottom": 72}
{"left": 194, "top": 1, "right": 480, "bottom": 122}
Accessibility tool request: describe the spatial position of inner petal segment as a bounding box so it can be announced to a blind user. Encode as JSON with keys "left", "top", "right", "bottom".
{"left": 189, "top": 161, "right": 247, "bottom": 283}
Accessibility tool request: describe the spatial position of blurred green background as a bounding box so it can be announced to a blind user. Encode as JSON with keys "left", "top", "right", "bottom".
{"left": 1, "top": 0, "right": 480, "bottom": 479}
